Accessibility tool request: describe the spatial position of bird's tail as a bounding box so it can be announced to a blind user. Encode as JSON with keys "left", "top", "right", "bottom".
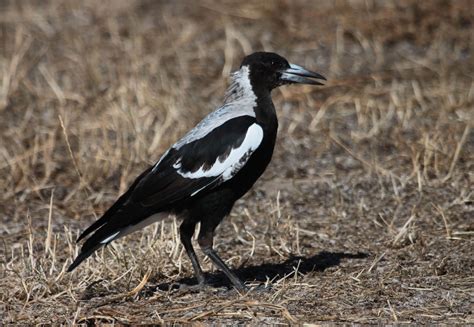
{"left": 68, "top": 207, "right": 166, "bottom": 272}
{"left": 67, "top": 242, "right": 103, "bottom": 272}
{"left": 67, "top": 223, "right": 121, "bottom": 272}
{"left": 67, "top": 204, "right": 139, "bottom": 272}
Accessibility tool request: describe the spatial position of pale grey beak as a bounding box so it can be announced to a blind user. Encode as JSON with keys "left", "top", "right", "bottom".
{"left": 280, "top": 63, "right": 326, "bottom": 85}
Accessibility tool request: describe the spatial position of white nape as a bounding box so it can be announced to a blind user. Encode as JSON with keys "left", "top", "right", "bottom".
{"left": 172, "top": 65, "right": 257, "bottom": 150}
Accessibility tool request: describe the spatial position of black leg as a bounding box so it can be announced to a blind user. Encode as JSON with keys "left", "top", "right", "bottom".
{"left": 179, "top": 220, "right": 205, "bottom": 285}
{"left": 197, "top": 222, "right": 247, "bottom": 292}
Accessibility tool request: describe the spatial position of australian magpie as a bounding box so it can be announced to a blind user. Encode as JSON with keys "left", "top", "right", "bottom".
{"left": 68, "top": 52, "right": 326, "bottom": 291}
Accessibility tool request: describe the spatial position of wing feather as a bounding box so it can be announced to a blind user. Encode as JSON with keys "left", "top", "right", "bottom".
{"left": 134, "top": 115, "right": 263, "bottom": 207}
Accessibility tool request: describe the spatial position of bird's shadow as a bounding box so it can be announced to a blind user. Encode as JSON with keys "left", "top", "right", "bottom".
{"left": 150, "top": 251, "right": 369, "bottom": 293}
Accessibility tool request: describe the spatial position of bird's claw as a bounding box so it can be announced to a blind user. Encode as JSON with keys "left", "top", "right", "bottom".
{"left": 249, "top": 283, "right": 272, "bottom": 292}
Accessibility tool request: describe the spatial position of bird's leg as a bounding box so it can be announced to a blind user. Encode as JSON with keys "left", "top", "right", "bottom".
{"left": 179, "top": 220, "right": 205, "bottom": 285}
{"left": 197, "top": 222, "right": 247, "bottom": 292}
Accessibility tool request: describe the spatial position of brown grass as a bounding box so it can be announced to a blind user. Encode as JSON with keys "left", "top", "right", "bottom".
{"left": 1, "top": 0, "right": 473, "bottom": 324}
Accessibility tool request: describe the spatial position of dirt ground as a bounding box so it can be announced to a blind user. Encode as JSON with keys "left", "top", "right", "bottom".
{"left": 1, "top": 0, "right": 473, "bottom": 324}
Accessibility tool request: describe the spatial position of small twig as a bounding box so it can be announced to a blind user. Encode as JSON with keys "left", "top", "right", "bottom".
{"left": 367, "top": 252, "right": 385, "bottom": 273}
{"left": 45, "top": 189, "right": 54, "bottom": 256}
{"left": 432, "top": 204, "right": 451, "bottom": 239}
{"left": 387, "top": 299, "right": 398, "bottom": 321}
{"left": 127, "top": 268, "right": 152, "bottom": 296}
{"left": 392, "top": 214, "right": 417, "bottom": 245}
{"left": 58, "top": 115, "right": 83, "bottom": 183}
{"left": 443, "top": 124, "right": 471, "bottom": 182}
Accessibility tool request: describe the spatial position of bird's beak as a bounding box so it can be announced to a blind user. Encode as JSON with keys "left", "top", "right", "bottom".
{"left": 280, "top": 63, "right": 326, "bottom": 85}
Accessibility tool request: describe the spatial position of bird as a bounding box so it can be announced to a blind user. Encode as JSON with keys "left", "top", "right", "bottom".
{"left": 68, "top": 52, "right": 326, "bottom": 292}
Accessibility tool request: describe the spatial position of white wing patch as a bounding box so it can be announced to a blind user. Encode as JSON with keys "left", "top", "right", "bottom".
{"left": 176, "top": 123, "right": 263, "bottom": 181}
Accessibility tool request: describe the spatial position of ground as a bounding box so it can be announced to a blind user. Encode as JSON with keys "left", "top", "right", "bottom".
{"left": 0, "top": 0, "right": 473, "bottom": 324}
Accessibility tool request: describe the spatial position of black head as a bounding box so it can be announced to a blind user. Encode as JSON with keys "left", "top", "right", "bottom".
{"left": 240, "top": 52, "right": 326, "bottom": 92}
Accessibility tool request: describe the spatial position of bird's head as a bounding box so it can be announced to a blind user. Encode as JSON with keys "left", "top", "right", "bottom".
{"left": 240, "top": 52, "right": 326, "bottom": 92}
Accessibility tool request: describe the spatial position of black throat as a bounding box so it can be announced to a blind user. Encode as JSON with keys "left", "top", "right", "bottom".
{"left": 248, "top": 72, "right": 278, "bottom": 129}
{"left": 253, "top": 89, "right": 277, "bottom": 129}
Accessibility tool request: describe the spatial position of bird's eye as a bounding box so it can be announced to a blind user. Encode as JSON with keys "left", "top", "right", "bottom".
{"left": 269, "top": 61, "right": 280, "bottom": 69}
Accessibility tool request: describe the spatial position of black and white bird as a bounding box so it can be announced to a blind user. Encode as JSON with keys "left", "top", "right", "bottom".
{"left": 68, "top": 52, "right": 326, "bottom": 291}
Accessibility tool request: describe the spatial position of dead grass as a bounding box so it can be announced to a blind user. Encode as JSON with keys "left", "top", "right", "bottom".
{"left": 1, "top": 0, "right": 473, "bottom": 324}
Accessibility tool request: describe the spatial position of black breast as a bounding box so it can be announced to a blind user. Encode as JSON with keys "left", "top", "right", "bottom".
{"left": 223, "top": 97, "right": 279, "bottom": 198}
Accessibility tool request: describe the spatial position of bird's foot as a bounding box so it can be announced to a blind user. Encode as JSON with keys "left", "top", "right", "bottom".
{"left": 249, "top": 283, "right": 272, "bottom": 293}
{"left": 231, "top": 282, "right": 249, "bottom": 294}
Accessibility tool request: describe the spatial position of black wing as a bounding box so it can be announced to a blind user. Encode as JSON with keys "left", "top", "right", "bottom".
{"left": 68, "top": 115, "right": 261, "bottom": 271}
{"left": 134, "top": 115, "right": 261, "bottom": 207}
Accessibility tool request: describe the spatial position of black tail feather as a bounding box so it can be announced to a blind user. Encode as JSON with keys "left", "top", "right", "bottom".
{"left": 69, "top": 166, "right": 155, "bottom": 271}
{"left": 69, "top": 222, "right": 124, "bottom": 272}
{"left": 69, "top": 202, "right": 149, "bottom": 271}
{"left": 76, "top": 166, "right": 153, "bottom": 243}
{"left": 68, "top": 223, "right": 123, "bottom": 272}
{"left": 67, "top": 243, "right": 102, "bottom": 272}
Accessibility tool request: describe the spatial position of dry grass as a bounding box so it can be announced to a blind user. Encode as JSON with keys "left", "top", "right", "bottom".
{"left": 1, "top": 0, "right": 473, "bottom": 324}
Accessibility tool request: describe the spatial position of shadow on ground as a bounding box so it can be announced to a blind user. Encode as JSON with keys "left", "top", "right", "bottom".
{"left": 152, "top": 251, "right": 369, "bottom": 292}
